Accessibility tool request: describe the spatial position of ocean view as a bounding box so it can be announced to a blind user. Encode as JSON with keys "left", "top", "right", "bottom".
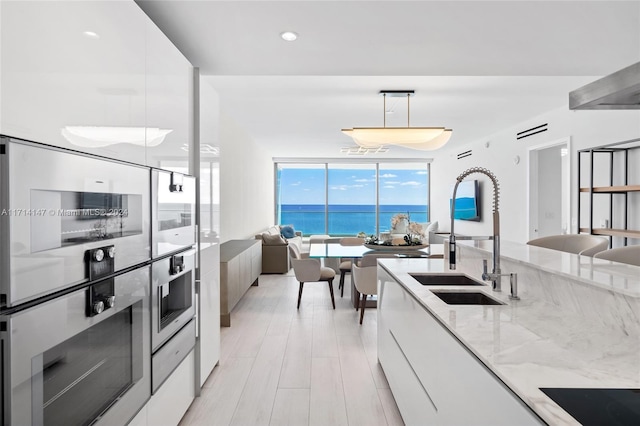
{"left": 279, "top": 204, "right": 428, "bottom": 236}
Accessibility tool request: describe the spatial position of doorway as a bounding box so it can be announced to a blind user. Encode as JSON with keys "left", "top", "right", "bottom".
{"left": 528, "top": 137, "right": 571, "bottom": 241}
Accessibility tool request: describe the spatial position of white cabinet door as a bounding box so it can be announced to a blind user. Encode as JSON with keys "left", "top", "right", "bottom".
{"left": 199, "top": 243, "right": 220, "bottom": 386}
{"left": 0, "top": 0, "right": 147, "bottom": 164}
{"left": 147, "top": 350, "right": 195, "bottom": 426}
{"left": 378, "top": 268, "right": 543, "bottom": 426}
{"left": 144, "top": 18, "right": 193, "bottom": 168}
{"left": 378, "top": 324, "right": 438, "bottom": 426}
{"left": 197, "top": 73, "right": 221, "bottom": 385}
{"left": 378, "top": 271, "right": 438, "bottom": 425}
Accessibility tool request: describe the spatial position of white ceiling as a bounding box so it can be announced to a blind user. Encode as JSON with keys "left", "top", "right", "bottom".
{"left": 137, "top": 0, "right": 640, "bottom": 157}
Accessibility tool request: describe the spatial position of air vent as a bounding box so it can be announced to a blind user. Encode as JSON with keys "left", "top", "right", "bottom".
{"left": 457, "top": 150, "right": 472, "bottom": 160}
{"left": 517, "top": 123, "right": 548, "bottom": 140}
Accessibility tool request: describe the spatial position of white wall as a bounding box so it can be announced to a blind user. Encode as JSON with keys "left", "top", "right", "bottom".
{"left": 219, "top": 112, "right": 274, "bottom": 242}
{"left": 430, "top": 106, "right": 640, "bottom": 244}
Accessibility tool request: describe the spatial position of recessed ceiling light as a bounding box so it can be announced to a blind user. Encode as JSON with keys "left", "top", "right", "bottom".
{"left": 83, "top": 31, "right": 100, "bottom": 39}
{"left": 280, "top": 31, "right": 298, "bottom": 42}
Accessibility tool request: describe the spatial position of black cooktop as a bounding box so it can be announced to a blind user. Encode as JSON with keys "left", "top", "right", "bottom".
{"left": 540, "top": 388, "right": 640, "bottom": 426}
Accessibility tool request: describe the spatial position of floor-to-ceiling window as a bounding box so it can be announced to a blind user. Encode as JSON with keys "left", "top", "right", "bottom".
{"left": 276, "top": 160, "right": 430, "bottom": 236}
{"left": 378, "top": 163, "right": 429, "bottom": 233}
{"left": 327, "top": 164, "right": 377, "bottom": 236}
{"left": 276, "top": 163, "right": 327, "bottom": 235}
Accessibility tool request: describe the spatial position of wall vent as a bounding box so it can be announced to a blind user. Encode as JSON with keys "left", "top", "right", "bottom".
{"left": 517, "top": 123, "right": 548, "bottom": 140}
{"left": 457, "top": 150, "right": 472, "bottom": 160}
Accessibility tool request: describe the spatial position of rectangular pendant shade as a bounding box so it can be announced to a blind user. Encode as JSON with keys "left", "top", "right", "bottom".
{"left": 342, "top": 127, "right": 452, "bottom": 151}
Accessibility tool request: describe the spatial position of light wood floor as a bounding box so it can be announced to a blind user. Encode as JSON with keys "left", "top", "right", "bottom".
{"left": 180, "top": 271, "right": 404, "bottom": 426}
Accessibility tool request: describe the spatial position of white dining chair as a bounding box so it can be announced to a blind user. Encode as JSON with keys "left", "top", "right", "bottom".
{"left": 594, "top": 245, "right": 640, "bottom": 266}
{"left": 360, "top": 252, "right": 397, "bottom": 267}
{"left": 351, "top": 264, "right": 377, "bottom": 324}
{"left": 526, "top": 234, "right": 609, "bottom": 257}
{"left": 289, "top": 244, "right": 336, "bottom": 309}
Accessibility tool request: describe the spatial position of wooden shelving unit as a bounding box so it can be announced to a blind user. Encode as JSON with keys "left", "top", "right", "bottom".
{"left": 578, "top": 138, "right": 640, "bottom": 246}
{"left": 579, "top": 185, "right": 640, "bottom": 193}
{"left": 579, "top": 228, "right": 640, "bottom": 238}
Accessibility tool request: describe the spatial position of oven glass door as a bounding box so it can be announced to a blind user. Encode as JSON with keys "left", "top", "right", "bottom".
{"left": 2, "top": 266, "right": 150, "bottom": 426}
{"left": 1, "top": 139, "right": 151, "bottom": 307}
{"left": 33, "top": 304, "right": 141, "bottom": 426}
{"left": 151, "top": 170, "right": 195, "bottom": 258}
{"left": 151, "top": 249, "right": 195, "bottom": 351}
{"left": 159, "top": 270, "right": 193, "bottom": 330}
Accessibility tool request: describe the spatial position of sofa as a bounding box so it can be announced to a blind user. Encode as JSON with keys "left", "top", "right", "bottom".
{"left": 255, "top": 225, "right": 303, "bottom": 274}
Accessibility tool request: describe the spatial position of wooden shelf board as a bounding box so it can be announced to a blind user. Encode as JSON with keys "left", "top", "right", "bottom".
{"left": 580, "top": 228, "right": 640, "bottom": 238}
{"left": 579, "top": 185, "right": 640, "bottom": 193}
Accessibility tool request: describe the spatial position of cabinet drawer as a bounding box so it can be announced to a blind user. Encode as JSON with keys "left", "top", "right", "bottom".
{"left": 152, "top": 319, "right": 196, "bottom": 393}
{"left": 379, "top": 328, "right": 438, "bottom": 426}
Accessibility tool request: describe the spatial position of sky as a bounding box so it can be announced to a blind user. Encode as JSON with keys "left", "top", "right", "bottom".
{"left": 278, "top": 167, "right": 429, "bottom": 205}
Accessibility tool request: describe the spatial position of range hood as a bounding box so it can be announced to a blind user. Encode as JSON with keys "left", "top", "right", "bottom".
{"left": 569, "top": 61, "right": 640, "bottom": 110}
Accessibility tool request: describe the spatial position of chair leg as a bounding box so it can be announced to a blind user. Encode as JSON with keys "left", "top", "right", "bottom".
{"left": 354, "top": 289, "right": 360, "bottom": 310}
{"left": 359, "top": 294, "right": 367, "bottom": 324}
{"left": 297, "top": 282, "right": 304, "bottom": 309}
{"left": 339, "top": 272, "right": 346, "bottom": 297}
{"left": 327, "top": 279, "right": 336, "bottom": 309}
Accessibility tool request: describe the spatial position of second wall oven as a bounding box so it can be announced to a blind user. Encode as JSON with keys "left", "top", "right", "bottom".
{"left": 0, "top": 266, "right": 151, "bottom": 426}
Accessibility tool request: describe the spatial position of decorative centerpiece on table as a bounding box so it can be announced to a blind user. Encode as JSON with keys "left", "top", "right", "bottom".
{"left": 365, "top": 212, "right": 428, "bottom": 250}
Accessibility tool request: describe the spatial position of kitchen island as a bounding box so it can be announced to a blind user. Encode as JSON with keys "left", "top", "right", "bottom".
{"left": 377, "top": 241, "right": 640, "bottom": 425}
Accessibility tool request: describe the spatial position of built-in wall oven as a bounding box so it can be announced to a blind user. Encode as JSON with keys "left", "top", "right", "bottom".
{"left": 150, "top": 248, "right": 196, "bottom": 393}
{"left": 149, "top": 167, "right": 197, "bottom": 392}
{"left": 151, "top": 168, "right": 196, "bottom": 258}
{"left": 0, "top": 137, "right": 150, "bottom": 307}
{"left": 0, "top": 265, "right": 151, "bottom": 425}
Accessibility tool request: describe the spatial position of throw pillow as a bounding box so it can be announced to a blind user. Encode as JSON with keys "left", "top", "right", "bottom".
{"left": 280, "top": 225, "right": 295, "bottom": 239}
{"left": 426, "top": 221, "right": 439, "bottom": 233}
{"left": 262, "top": 233, "right": 287, "bottom": 245}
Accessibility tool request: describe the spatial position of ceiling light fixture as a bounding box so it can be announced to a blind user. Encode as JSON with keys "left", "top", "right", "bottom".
{"left": 342, "top": 90, "right": 452, "bottom": 151}
{"left": 280, "top": 31, "right": 298, "bottom": 41}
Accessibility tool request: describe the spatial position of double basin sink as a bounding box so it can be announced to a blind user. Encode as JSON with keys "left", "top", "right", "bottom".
{"left": 409, "top": 273, "right": 504, "bottom": 305}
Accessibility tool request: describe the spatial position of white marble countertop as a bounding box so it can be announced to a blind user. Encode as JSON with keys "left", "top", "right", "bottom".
{"left": 378, "top": 244, "right": 640, "bottom": 426}
{"left": 456, "top": 239, "right": 640, "bottom": 297}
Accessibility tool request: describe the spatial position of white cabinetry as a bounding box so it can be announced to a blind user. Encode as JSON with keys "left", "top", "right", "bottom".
{"left": 198, "top": 243, "right": 221, "bottom": 386}
{"left": 377, "top": 267, "right": 543, "bottom": 426}
{"left": 144, "top": 19, "right": 193, "bottom": 168}
{"left": 0, "top": 0, "right": 147, "bottom": 164}
{"left": 196, "top": 73, "right": 221, "bottom": 384}
{"left": 127, "top": 350, "right": 196, "bottom": 426}
{"left": 0, "top": 0, "right": 193, "bottom": 168}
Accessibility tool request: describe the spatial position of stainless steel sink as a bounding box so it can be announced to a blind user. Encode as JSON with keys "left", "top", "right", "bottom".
{"left": 431, "top": 291, "right": 504, "bottom": 305}
{"left": 410, "top": 274, "right": 484, "bottom": 286}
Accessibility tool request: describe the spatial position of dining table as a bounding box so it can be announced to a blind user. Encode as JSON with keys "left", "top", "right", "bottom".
{"left": 308, "top": 242, "right": 443, "bottom": 308}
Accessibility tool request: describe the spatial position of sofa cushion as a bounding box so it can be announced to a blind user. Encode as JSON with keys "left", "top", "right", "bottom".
{"left": 262, "top": 233, "right": 287, "bottom": 245}
{"left": 267, "top": 225, "right": 281, "bottom": 236}
{"left": 280, "top": 225, "right": 296, "bottom": 239}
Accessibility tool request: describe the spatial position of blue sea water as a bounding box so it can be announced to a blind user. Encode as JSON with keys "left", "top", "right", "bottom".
{"left": 279, "top": 204, "right": 428, "bottom": 236}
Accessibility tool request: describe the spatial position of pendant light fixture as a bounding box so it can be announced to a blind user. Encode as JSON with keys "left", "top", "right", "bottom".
{"left": 342, "top": 90, "right": 452, "bottom": 151}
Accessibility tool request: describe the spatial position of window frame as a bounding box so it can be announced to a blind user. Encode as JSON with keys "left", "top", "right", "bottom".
{"left": 274, "top": 158, "right": 431, "bottom": 237}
